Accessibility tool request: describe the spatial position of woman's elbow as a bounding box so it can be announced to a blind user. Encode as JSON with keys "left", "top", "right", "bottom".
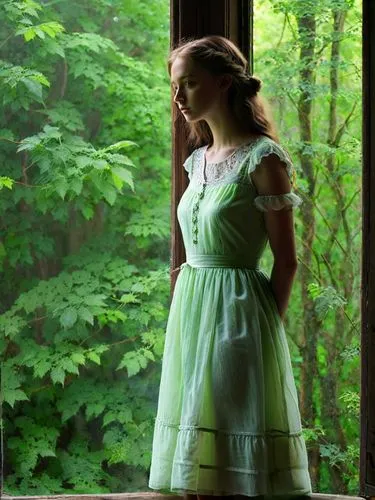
{"left": 273, "top": 258, "right": 298, "bottom": 272}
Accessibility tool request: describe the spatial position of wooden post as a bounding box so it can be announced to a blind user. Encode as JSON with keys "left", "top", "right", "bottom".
{"left": 361, "top": 0, "right": 375, "bottom": 496}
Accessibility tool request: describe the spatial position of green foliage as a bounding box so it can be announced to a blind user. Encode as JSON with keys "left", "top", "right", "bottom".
{"left": 339, "top": 390, "right": 360, "bottom": 418}
{"left": 256, "top": 0, "right": 361, "bottom": 495}
{"left": 307, "top": 282, "right": 347, "bottom": 320}
{"left": 8, "top": 416, "right": 60, "bottom": 474}
{"left": 1, "top": 0, "right": 170, "bottom": 495}
{"left": 1, "top": 249, "right": 170, "bottom": 492}
{"left": 0, "top": 176, "right": 14, "bottom": 190}
{"left": 14, "top": 124, "right": 138, "bottom": 214}
{"left": 16, "top": 21, "right": 65, "bottom": 42}
{"left": 0, "top": 60, "right": 50, "bottom": 107}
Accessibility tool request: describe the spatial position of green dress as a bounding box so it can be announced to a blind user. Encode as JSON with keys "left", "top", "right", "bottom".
{"left": 148, "top": 135, "right": 312, "bottom": 498}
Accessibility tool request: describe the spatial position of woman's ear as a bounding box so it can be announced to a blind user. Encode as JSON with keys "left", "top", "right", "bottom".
{"left": 218, "top": 73, "right": 233, "bottom": 93}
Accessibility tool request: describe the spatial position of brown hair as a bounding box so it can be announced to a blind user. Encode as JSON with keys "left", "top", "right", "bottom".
{"left": 168, "top": 35, "right": 280, "bottom": 150}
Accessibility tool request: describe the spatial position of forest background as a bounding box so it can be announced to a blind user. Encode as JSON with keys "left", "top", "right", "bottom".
{"left": 0, "top": 0, "right": 362, "bottom": 496}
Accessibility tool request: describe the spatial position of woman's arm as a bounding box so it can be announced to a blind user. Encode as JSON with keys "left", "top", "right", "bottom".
{"left": 250, "top": 152, "right": 299, "bottom": 320}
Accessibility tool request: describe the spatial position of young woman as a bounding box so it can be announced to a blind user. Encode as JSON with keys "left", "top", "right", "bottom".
{"left": 148, "top": 35, "right": 312, "bottom": 500}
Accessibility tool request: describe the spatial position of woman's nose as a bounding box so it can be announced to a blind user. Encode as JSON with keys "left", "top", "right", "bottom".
{"left": 173, "top": 88, "right": 185, "bottom": 103}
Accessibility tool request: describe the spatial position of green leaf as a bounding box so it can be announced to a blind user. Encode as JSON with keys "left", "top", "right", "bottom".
{"left": 34, "top": 360, "right": 51, "bottom": 378}
{"left": 70, "top": 352, "right": 86, "bottom": 365}
{"left": 21, "top": 77, "right": 43, "bottom": 101}
{"left": 36, "top": 28, "right": 46, "bottom": 39}
{"left": 16, "top": 135, "right": 41, "bottom": 152}
{"left": 60, "top": 308, "right": 78, "bottom": 328}
{"left": 111, "top": 173, "right": 123, "bottom": 190}
{"left": 70, "top": 177, "right": 83, "bottom": 195}
{"left": 19, "top": 18, "right": 34, "bottom": 26}
{"left": 76, "top": 156, "right": 92, "bottom": 168}
{"left": 87, "top": 351, "right": 101, "bottom": 365}
{"left": 4, "top": 389, "right": 29, "bottom": 407}
{"left": 50, "top": 367, "right": 65, "bottom": 385}
{"left": 56, "top": 178, "right": 68, "bottom": 200}
{"left": 84, "top": 295, "right": 107, "bottom": 307}
{"left": 119, "top": 293, "right": 139, "bottom": 304}
{"left": 143, "top": 349, "right": 155, "bottom": 361}
{"left": 93, "top": 159, "right": 108, "bottom": 170}
{"left": 78, "top": 307, "right": 94, "bottom": 325}
{"left": 116, "top": 351, "right": 150, "bottom": 377}
{"left": 42, "top": 124, "right": 61, "bottom": 138}
{"left": 85, "top": 401, "right": 106, "bottom": 419}
{"left": 101, "top": 184, "right": 117, "bottom": 205}
{"left": 102, "top": 411, "right": 117, "bottom": 427}
{"left": 61, "top": 358, "right": 80, "bottom": 375}
{"left": 102, "top": 140, "right": 138, "bottom": 152}
{"left": 111, "top": 167, "right": 134, "bottom": 191}
{"left": 23, "top": 27, "right": 37, "bottom": 41}
{"left": 0, "top": 176, "right": 14, "bottom": 190}
{"left": 81, "top": 204, "right": 94, "bottom": 220}
{"left": 120, "top": 356, "right": 140, "bottom": 377}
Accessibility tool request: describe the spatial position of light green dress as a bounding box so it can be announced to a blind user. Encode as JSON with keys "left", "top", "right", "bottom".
{"left": 148, "top": 135, "right": 312, "bottom": 497}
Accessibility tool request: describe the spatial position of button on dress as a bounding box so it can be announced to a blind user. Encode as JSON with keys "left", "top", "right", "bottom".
{"left": 148, "top": 135, "right": 312, "bottom": 498}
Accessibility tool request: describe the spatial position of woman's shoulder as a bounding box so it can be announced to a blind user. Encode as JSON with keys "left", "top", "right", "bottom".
{"left": 246, "top": 135, "right": 293, "bottom": 162}
{"left": 247, "top": 136, "right": 296, "bottom": 186}
{"left": 248, "top": 134, "right": 276, "bottom": 149}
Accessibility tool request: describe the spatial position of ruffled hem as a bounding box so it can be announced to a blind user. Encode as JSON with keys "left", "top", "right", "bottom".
{"left": 254, "top": 192, "right": 303, "bottom": 212}
{"left": 148, "top": 418, "right": 312, "bottom": 497}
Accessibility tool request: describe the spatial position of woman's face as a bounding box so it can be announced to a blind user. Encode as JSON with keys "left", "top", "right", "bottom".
{"left": 170, "top": 56, "right": 225, "bottom": 122}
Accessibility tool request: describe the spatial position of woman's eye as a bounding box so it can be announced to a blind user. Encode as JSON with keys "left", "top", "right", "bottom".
{"left": 172, "top": 81, "right": 195, "bottom": 91}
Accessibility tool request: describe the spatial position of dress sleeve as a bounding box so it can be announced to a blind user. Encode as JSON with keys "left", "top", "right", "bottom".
{"left": 183, "top": 150, "right": 194, "bottom": 181}
{"left": 248, "top": 139, "right": 303, "bottom": 212}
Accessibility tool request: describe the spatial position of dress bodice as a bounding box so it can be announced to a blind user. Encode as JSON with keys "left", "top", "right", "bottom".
{"left": 177, "top": 136, "right": 303, "bottom": 269}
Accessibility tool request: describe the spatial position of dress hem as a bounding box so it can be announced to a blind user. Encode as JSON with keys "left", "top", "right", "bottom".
{"left": 148, "top": 484, "right": 313, "bottom": 497}
{"left": 148, "top": 418, "right": 312, "bottom": 498}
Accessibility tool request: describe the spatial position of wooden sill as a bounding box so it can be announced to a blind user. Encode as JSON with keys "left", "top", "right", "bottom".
{"left": 0, "top": 492, "right": 366, "bottom": 500}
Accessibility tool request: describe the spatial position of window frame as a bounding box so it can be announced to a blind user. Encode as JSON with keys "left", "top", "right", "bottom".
{"left": 360, "top": 0, "right": 375, "bottom": 496}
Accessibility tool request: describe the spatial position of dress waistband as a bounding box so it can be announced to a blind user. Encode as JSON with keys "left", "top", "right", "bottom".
{"left": 172, "top": 254, "right": 260, "bottom": 272}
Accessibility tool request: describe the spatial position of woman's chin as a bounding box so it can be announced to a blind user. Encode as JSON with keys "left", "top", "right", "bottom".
{"left": 183, "top": 111, "right": 199, "bottom": 122}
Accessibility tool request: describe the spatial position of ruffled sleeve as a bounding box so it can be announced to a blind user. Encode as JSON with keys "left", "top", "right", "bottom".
{"left": 249, "top": 138, "right": 303, "bottom": 212}
{"left": 183, "top": 150, "right": 194, "bottom": 181}
{"left": 253, "top": 192, "right": 303, "bottom": 212}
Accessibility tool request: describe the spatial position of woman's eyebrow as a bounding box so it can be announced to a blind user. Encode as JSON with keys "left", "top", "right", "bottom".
{"left": 171, "top": 74, "right": 194, "bottom": 84}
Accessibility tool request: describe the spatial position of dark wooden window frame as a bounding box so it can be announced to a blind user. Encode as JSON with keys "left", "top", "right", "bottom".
{"left": 361, "top": 0, "right": 375, "bottom": 497}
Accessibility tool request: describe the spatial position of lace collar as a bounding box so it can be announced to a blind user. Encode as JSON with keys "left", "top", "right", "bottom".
{"left": 193, "top": 136, "right": 266, "bottom": 185}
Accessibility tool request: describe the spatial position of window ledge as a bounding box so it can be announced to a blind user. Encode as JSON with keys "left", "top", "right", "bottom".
{"left": 1, "top": 492, "right": 365, "bottom": 500}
